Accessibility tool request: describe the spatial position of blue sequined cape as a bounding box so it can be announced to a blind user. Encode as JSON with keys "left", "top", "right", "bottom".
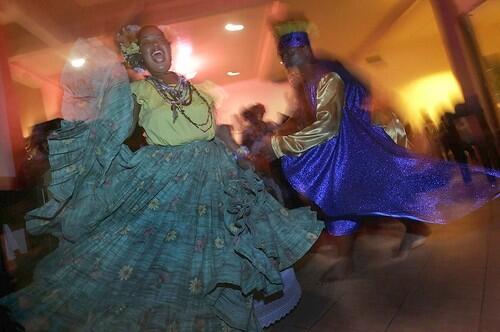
{"left": 281, "top": 60, "right": 499, "bottom": 235}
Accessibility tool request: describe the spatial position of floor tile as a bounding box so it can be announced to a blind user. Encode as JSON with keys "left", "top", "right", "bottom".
{"left": 387, "top": 308, "right": 480, "bottom": 332}
{"left": 272, "top": 290, "right": 337, "bottom": 329}
{"left": 311, "top": 294, "right": 399, "bottom": 332}
{"left": 484, "top": 269, "right": 500, "bottom": 302}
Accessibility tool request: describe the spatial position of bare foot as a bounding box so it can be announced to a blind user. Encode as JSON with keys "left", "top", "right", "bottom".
{"left": 319, "top": 257, "right": 353, "bottom": 283}
{"left": 394, "top": 233, "right": 428, "bottom": 259}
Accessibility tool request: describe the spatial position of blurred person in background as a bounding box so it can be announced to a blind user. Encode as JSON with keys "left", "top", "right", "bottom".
{"left": 23, "top": 119, "right": 62, "bottom": 202}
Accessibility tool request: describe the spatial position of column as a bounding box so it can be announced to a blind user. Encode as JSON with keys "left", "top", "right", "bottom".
{"left": 0, "top": 25, "right": 25, "bottom": 190}
{"left": 430, "top": 0, "right": 499, "bottom": 140}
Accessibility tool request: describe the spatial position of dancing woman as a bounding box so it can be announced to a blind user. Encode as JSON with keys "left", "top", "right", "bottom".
{"left": 0, "top": 25, "right": 322, "bottom": 331}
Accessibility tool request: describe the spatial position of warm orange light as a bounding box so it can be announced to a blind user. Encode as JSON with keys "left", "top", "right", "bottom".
{"left": 226, "top": 71, "right": 240, "bottom": 77}
{"left": 398, "top": 71, "right": 464, "bottom": 127}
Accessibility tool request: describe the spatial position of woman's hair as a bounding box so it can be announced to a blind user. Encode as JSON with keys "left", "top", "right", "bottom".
{"left": 137, "top": 25, "right": 163, "bottom": 40}
{"left": 116, "top": 24, "right": 144, "bottom": 70}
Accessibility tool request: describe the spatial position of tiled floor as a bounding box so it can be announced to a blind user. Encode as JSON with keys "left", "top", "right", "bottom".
{"left": 266, "top": 200, "right": 499, "bottom": 332}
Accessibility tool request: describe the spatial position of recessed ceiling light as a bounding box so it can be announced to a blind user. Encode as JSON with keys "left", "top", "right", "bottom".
{"left": 226, "top": 71, "right": 240, "bottom": 76}
{"left": 225, "top": 23, "right": 244, "bottom": 32}
{"left": 70, "top": 58, "right": 86, "bottom": 68}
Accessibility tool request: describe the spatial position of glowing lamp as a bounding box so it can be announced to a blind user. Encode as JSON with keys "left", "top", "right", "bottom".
{"left": 226, "top": 71, "right": 240, "bottom": 76}
{"left": 70, "top": 58, "right": 86, "bottom": 68}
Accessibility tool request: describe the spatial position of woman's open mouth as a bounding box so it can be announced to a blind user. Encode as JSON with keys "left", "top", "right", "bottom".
{"left": 151, "top": 49, "right": 165, "bottom": 63}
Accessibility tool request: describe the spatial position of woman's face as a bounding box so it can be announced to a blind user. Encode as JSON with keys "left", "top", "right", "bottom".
{"left": 138, "top": 26, "right": 172, "bottom": 75}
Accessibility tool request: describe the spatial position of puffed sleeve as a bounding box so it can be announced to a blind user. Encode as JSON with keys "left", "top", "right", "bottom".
{"left": 130, "top": 80, "right": 147, "bottom": 106}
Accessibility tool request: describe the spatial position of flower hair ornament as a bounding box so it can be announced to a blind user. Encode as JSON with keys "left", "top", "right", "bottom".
{"left": 116, "top": 25, "right": 144, "bottom": 71}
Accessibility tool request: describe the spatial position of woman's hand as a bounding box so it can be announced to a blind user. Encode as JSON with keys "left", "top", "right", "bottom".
{"left": 233, "top": 146, "right": 253, "bottom": 170}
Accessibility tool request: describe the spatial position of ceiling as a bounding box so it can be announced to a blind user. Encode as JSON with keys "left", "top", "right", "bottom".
{"left": 1, "top": 0, "right": 494, "bottom": 129}
{"left": 2, "top": 0, "right": 440, "bottom": 87}
{"left": 1, "top": 0, "right": 276, "bottom": 87}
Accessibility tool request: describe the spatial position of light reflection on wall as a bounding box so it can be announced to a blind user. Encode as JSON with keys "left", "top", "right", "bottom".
{"left": 14, "top": 82, "right": 47, "bottom": 138}
{"left": 398, "top": 71, "right": 463, "bottom": 128}
{"left": 16, "top": 83, "right": 62, "bottom": 138}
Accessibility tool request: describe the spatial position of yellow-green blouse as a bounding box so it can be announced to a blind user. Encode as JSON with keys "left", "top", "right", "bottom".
{"left": 131, "top": 80, "right": 216, "bottom": 146}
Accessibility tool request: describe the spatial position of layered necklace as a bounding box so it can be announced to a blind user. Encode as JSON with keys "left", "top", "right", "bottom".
{"left": 146, "top": 75, "right": 213, "bottom": 132}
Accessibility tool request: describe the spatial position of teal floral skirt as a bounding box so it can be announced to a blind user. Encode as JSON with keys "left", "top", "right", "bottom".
{"left": 0, "top": 39, "right": 322, "bottom": 331}
{"left": 1, "top": 129, "right": 321, "bottom": 332}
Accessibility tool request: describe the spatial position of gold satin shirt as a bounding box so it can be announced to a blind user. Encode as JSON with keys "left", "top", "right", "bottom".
{"left": 379, "top": 116, "right": 409, "bottom": 148}
{"left": 272, "top": 72, "right": 345, "bottom": 158}
{"left": 271, "top": 72, "right": 408, "bottom": 157}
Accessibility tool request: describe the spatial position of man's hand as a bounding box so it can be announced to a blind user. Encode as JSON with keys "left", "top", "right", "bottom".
{"left": 255, "top": 135, "right": 277, "bottom": 161}
{"left": 237, "top": 157, "right": 253, "bottom": 170}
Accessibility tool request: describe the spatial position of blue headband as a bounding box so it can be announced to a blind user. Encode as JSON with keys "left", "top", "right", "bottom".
{"left": 278, "top": 31, "right": 310, "bottom": 51}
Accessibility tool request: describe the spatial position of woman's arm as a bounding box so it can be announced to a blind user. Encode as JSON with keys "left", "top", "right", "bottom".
{"left": 123, "top": 96, "right": 147, "bottom": 151}
{"left": 216, "top": 124, "right": 253, "bottom": 169}
{"left": 127, "top": 96, "right": 141, "bottom": 138}
{"left": 216, "top": 124, "right": 239, "bottom": 151}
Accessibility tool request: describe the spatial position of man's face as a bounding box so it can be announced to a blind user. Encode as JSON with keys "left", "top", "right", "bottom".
{"left": 280, "top": 46, "right": 312, "bottom": 69}
{"left": 243, "top": 109, "right": 264, "bottom": 125}
{"left": 287, "top": 68, "right": 304, "bottom": 88}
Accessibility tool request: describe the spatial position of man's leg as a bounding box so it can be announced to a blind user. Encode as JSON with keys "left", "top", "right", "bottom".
{"left": 320, "top": 220, "right": 359, "bottom": 282}
{"left": 396, "top": 220, "right": 431, "bottom": 259}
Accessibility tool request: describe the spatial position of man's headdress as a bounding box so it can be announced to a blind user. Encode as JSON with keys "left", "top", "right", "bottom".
{"left": 272, "top": 20, "right": 312, "bottom": 52}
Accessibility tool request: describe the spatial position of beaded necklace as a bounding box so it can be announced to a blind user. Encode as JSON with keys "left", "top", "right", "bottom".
{"left": 146, "top": 76, "right": 213, "bottom": 132}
